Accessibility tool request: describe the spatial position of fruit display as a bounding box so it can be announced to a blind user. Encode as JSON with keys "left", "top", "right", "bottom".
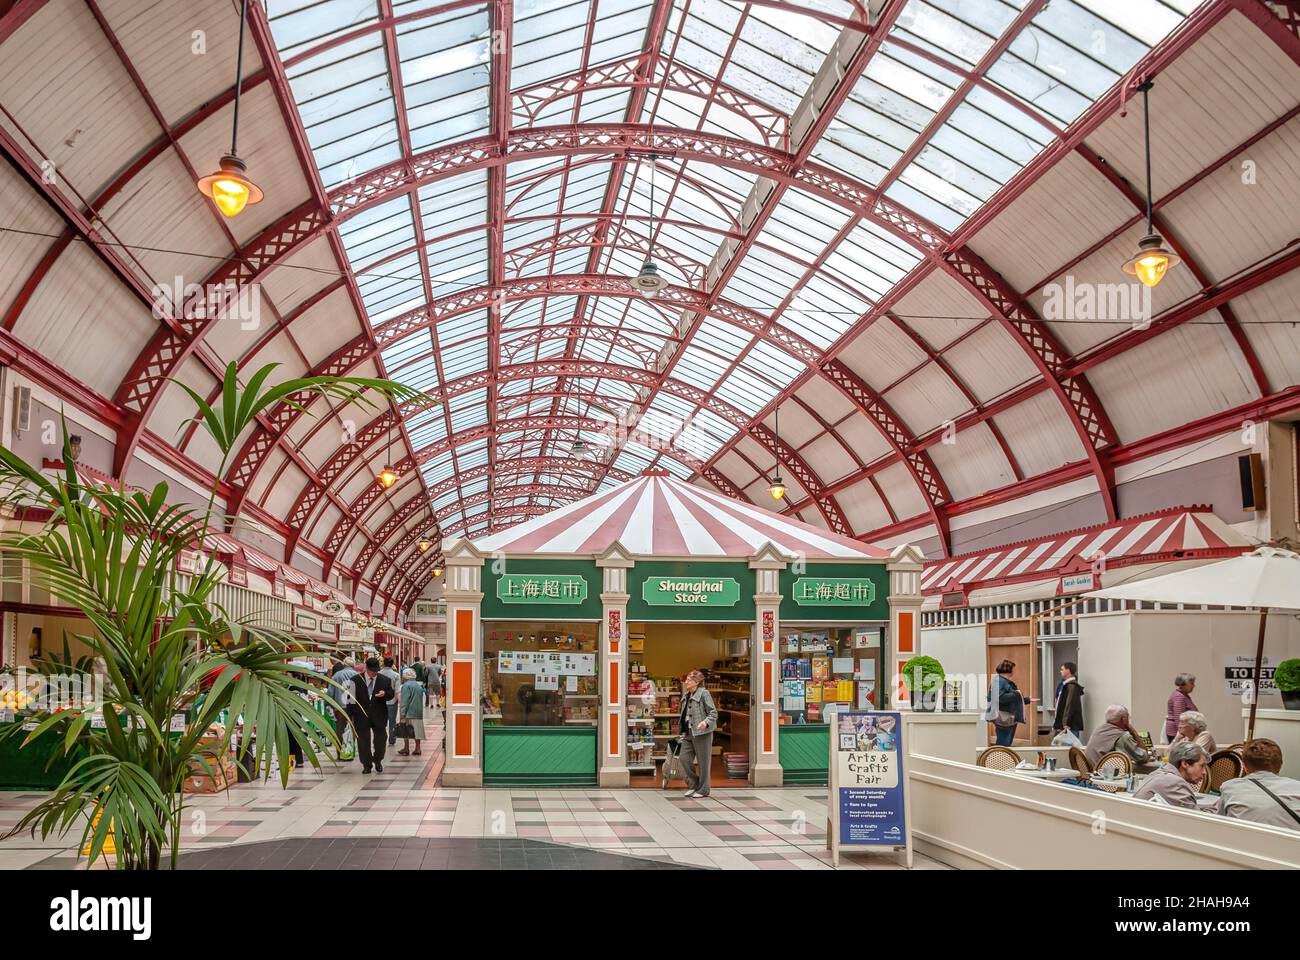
{"left": 0, "top": 688, "right": 33, "bottom": 712}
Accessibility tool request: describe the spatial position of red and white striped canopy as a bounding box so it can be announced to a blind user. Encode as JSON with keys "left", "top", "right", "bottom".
{"left": 472, "top": 471, "right": 889, "bottom": 561}
{"left": 921, "top": 506, "right": 1251, "bottom": 596}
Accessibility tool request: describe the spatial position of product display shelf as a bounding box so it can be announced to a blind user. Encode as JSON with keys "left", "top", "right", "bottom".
{"left": 626, "top": 663, "right": 659, "bottom": 771}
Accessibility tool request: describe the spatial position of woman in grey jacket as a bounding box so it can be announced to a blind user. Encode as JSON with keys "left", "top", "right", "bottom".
{"left": 679, "top": 669, "right": 718, "bottom": 798}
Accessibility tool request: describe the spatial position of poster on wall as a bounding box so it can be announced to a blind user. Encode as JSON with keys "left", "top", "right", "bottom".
{"left": 828, "top": 711, "right": 910, "bottom": 868}
{"left": 1224, "top": 655, "right": 1278, "bottom": 697}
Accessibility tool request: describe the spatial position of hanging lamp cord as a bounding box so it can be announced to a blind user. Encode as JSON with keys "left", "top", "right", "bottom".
{"left": 231, "top": 0, "right": 250, "bottom": 157}
{"left": 1140, "top": 80, "right": 1154, "bottom": 235}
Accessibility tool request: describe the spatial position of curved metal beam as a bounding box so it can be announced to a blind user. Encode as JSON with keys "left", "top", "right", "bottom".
{"left": 226, "top": 276, "right": 827, "bottom": 509}
{"left": 940, "top": 248, "right": 1120, "bottom": 521}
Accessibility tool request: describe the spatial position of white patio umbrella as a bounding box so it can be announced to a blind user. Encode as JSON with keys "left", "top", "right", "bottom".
{"left": 1086, "top": 546, "right": 1300, "bottom": 740}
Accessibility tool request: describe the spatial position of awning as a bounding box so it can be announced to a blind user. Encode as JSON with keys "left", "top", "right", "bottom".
{"left": 243, "top": 550, "right": 280, "bottom": 574}
{"left": 471, "top": 469, "right": 889, "bottom": 560}
{"left": 920, "top": 506, "right": 1251, "bottom": 599}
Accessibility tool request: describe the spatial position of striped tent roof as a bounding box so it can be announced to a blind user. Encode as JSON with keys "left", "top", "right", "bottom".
{"left": 471, "top": 471, "right": 889, "bottom": 561}
{"left": 920, "top": 506, "right": 1251, "bottom": 596}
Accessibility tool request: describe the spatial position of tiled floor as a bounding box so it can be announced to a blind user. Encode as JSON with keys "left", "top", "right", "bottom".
{"left": 0, "top": 721, "right": 946, "bottom": 871}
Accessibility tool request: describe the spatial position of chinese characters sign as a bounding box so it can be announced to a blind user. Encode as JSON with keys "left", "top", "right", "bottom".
{"left": 792, "top": 577, "right": 876, "bottom": 606}
{"left": 497, "top": 574, "right": 588, "bottom": 604}
{"left": 641, "top": 577, "right": 740, "bottom": 607}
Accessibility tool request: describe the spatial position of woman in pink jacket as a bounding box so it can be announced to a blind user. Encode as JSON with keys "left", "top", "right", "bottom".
{"left": 1164, "top": 673, "right": 1197, "bottom": 742}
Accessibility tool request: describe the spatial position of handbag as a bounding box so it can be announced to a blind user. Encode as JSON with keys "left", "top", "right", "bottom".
{"left": 393, "top": 720, "right": 415, "bottom": 739}
{"left": 662, "top": 741, "right": 687, "bottom": 785}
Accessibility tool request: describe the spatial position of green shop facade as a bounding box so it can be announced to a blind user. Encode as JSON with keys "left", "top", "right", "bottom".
{"left": 438, "top": 506, "right": 925, "bottom": 788}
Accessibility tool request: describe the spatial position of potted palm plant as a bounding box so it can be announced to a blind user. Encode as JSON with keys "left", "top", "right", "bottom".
{"left": 1275, "top": 659, "right": 1300, "bottom": 710}
{"left": 0, "top": 363, "right": 424, "bottom": 868}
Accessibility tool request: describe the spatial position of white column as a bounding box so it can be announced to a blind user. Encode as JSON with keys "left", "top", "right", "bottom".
{"left": 441, "top": 539, "right": 484, "bottom": 786}
{"left": 886, "top": 544, "right": 925, "bottom": 710}
{"left": 750, "top": 546, "right": 786, "bottom": 786}
{"left": 597, "top": 544, "right": 634, "bottom": 787}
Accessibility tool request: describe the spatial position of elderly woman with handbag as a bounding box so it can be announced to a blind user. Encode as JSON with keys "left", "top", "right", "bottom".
{"left": 678, "top": 669, "right": 718, "bottom": 798}
{"left": 396, "top": 668, "right": 426, "bottom": 756}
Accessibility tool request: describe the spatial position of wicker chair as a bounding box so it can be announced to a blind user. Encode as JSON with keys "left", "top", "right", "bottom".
{"left": 1068, "top": 746, "right": 1094, "bottom": 776}
{"left": 1091, "top": 750, "right": 1135, "bottom": 793}
{"left": 1207, "top": 750, "right": 1243, "bottom": 793}
{"left": 977, "top": 746, "right": 1022, "bottom": 771}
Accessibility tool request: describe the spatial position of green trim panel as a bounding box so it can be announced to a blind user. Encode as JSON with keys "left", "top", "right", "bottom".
{"left": 778, "top": 562, "right": 889, "bottom": 622}
{"left": 480, "top": 558, "right": 603, "bottom": 621}
{"left": 779, "top": 724, "right": 829, "bottom": 786}
{"left": 483, "top": 726, "right": 597, "bottom": 786}
{"left": 0, "top": 722, "right": 84, "bottom": 790}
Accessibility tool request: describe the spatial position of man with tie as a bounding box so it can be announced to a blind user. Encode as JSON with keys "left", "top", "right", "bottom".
{"left": 348, "top": 657, "right": 395, "bottom": 774}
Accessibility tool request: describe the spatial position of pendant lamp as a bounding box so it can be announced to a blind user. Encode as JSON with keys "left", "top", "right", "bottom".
{"left": 1121, "top": 81, "right": 1179, "bottom": 288}
{"left": 196, "top": 0, "right": 264, "bottom": 217}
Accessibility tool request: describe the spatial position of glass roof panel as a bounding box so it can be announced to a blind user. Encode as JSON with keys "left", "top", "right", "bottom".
{"left": 396, "top": 5, "right": 491, "bottom": 152}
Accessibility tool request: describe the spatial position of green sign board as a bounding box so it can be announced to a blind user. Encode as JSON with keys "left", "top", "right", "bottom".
{"left": 641, "top": 576, "right": 740, "bottom": 607}
{"left": 791, "top": 577, "right": 877, "bottom": 606}
{"left": 497, "top": 573, "right": 588, "bottom": 604}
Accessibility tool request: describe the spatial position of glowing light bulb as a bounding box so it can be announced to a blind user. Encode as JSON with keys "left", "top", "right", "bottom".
{"left": 1122, "top": 233, "right": 1179, "bottom": 288}
{"left": 377, "top": 466, "right": 399, "bottom": 489}
{"left": 1133, "top": 251, "right": 1169, "bottom": 287}
{"left": 210, "top": 177, "right": 251, "bottom": 217}
{"left": 769, "top": 479, "right": 786, "bottom": 502}
{"left": 197, "top": 155, "right": 263, "bottom": 219}
{"left": 418, "top": 539, "right": 432, "bottom": 553}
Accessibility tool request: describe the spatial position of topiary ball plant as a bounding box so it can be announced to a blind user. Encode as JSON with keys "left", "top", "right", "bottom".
{"left": 1275, "top": 659, "right": 1300, "bottom": 692}
{"left": 1276, "top": 659, "right": 1300, "bottom": 710}
{"left": 903, "top": 655, "right": 945, "bottom": 712}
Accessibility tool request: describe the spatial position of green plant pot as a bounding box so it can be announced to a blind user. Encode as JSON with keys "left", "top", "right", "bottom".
{"left": 911, "top": 688, "right": 938, "bottom": 712}
{"left": 1282, "top": 690, "right": 1300, "bottom": 711}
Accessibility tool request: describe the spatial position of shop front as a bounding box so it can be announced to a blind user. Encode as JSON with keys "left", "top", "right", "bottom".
{"left": 438, "top": 470, "right": 923, "bottom": 788}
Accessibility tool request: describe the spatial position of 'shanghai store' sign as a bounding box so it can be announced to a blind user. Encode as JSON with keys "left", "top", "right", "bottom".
{"left": 642, "top": 577, "right": 740, "bottom": 606}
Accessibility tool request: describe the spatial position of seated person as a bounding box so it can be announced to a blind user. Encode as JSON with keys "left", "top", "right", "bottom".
{"left": 1131, "top": 741, "right": 1208, "bottom": 808}
{"left": 1217, "top": 739, "right": 1300, "bottom": 831}
{"left": 1168, "top": 710, "right": 1215, "bottom": 754}
{"left": 1085, "top": 704, "right": 1154, "bottom": 768}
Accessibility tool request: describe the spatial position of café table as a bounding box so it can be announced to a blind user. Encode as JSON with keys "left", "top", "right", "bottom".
{"left": 1008, "top": 765, "right": 1079, "bottom": 782}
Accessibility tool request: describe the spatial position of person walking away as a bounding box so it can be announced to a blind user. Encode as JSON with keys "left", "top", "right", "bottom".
{"left": 329, "top": 659, "right": 358, "bottom": 762}
{"left": 1051, "top": 661, "right": 1085, "bottom": 746}
{"left": 678, "top": 669, "right": 717, "bottom": 798}
{"left": 348, "top": 657, "right": 394, "bottom": 774}
{"left": 1165, "top": 673, "right": 1198, "bottom": 743}
{"left": 986, "top": 660, "right": 1027, "bottom": 747}
{"left": 1217, "top": 739, "right": 1300, "bottom": 830}
{"left": 380, "top": 656, "right": 402, "bottom": 747}
{"left": 397, "top": 668, "right": 427, "bottom": 757}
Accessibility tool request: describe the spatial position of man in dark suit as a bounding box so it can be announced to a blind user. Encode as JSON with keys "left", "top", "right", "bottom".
{"left": 348, "top": 657, "right": 395, "bottom": 774}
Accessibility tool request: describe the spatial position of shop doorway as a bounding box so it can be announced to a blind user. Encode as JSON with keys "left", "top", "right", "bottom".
{"left": 985, "top": 618, "right": 1038, "bottom": 745}
{"left": 625, "top": 621, "right": 752, "bottom": 790}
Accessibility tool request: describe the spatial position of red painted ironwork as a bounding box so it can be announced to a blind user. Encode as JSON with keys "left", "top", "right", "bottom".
{"left": 512, "top": 54, "right": 790, "bottom": 150}
{"left": 941, "top": 248, "right": 1119, "bottom": 520}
